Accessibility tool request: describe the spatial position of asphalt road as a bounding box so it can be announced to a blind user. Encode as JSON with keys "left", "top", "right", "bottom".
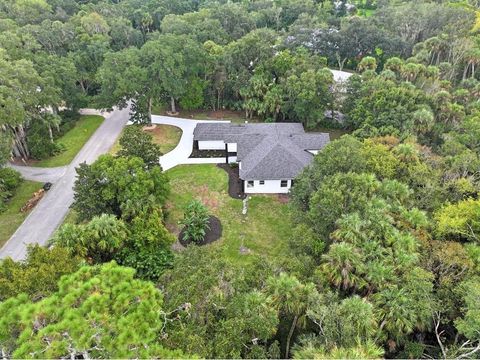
{"left": 7, "top": 163, "right": 67, "bottom": 183}
{"left": 0, "top": 106, "right": 130, "bottom": 261}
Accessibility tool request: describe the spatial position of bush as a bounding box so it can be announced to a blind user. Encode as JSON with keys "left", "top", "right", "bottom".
{"left": 0, "top": 167, "right": 22, "bottom": 213}
{"left": 180, "top": 200, "right": 210, "bottom": 243}
{"left": 0, "top": 168, "right": 22, "bottom": 192}
{"left": 116, "top": 247, "right": 174, "bottom": 281}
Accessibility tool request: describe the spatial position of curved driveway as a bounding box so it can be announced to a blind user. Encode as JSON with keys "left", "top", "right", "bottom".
{"left": 0, "top": 107, "right": 130, "bottom": 261}
{"left": 7, "top": 163, "right": 67, "bottom": 183}
{"left": 151, "top": 115, "right": 229, "bottom": 171}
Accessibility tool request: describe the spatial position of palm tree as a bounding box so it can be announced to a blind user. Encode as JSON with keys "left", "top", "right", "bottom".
{"left": 320, "top": 243, "right": 366, "bottom": 291}
{"left": 266, "top": 273, "right": 320, "bottom": 358}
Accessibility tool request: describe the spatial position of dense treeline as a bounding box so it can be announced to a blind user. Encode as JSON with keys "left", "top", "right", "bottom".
{"left": 1, "top": 0, "right": 480, "bottom": 358}
{"left": 0, "top": 0, "right": 478, "bottom": 161}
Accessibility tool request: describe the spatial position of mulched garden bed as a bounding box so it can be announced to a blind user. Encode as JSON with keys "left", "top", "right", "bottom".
{"left": 178, "top": 216, "right": 222, "bottom": 246}
{"left": 189, "top": 148, "right": 226, "bottom": 158}
{"left": 217, "top": 163, "right": 246, "bottom": 199}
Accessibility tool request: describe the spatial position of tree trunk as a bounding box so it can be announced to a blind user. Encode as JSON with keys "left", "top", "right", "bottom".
{"left": 48, "top": 124, "right": 54, "bottom": 143}
{"left": 170, "top": 96, "right": 176, "bottom": 113}
{"left": 10, "top": 125, "right": 30, "bottom": 160}
{"left": 52, "top": 105, "right": 60, "bottom": 131}
{"left": 463, "top": 62, "right": 469, "bottom": 80}
{"left": 285, "top": 315, "right": 298, "bottom": 359}
{"left": 148, "top": 97, "right": 152, "bottom": 121}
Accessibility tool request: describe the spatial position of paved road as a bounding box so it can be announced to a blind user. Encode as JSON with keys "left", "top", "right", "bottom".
{"left": 151, "top": 115, "right": 229, "bottom": 171}
{"left": 7, "top": 163, "right": 66, "bottom": 183}
{"left": 0, "top": 106, "right": 130, "bottom": 261}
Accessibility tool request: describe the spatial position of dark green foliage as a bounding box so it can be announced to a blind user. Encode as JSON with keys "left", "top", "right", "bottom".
{"left": 26, "top": 121, "right": 63, "bottom": 160}
{"left": 57, "top": 110, "right": 81, "bottom": 137}
{"left": 52, "top": 214, "right": 128, "bottom": 262}
{"left": 116, "top": 208, "right": 175, "bottom": 280}
{"left": 179, "top": 200, "right": 210, "bottom": 243}
{"left": 0, "top": 167, "right": 21, "bottom": 192}
{"left": 159, "top": 246, "right": 278, "bottom": 358}
{"left": 0, "top": 133, "right": 11, "bottom": 166}
{"left": 118, "top": 125, "right": 163, "bottom": 168}
{"left": 72, "top": 154, "right": 169, "bottom": 221}
{"left": 116, "top": 247, "right": 174, "bottom": 281}
{"left": 0, "top": 167, "right": 22, "bottom": 212}
{"left": 1, "top": 0, "right": 480, "bottom": 358}
{"left": 53, "top": 208, "right": 175, "bottom": 279}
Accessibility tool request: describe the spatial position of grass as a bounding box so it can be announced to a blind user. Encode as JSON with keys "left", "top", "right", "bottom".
{"left": 61, "top": 209, "right": 79, "bottom": 225}
{"left": 0, "top": 181, "right": 43, "bottom": 247}
{"left": 147, "top": 125, "right": 182, "bottom": 154}
{"left": 165, "top": 164, "right": 293, "bottom": 265}
{"left": 35, "top": 115, "right": 104, "bottom": 167}
{"left": 110, "top": 124, "right": 182, "bottom": 155}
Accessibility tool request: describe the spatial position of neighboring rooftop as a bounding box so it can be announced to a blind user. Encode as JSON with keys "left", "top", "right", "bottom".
{"left": 193, "top": 123, "right": 330, "bottom": 180}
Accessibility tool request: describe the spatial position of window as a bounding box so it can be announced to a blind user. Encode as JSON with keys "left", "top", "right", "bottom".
{"left": 280, "top": 180, "right": 288, "bottom": 187}
{"left": 247, "top": 180, "right": 254, "bottom": 188}
{"left": 259, "top": 180, "right": 265, "bottom": 185}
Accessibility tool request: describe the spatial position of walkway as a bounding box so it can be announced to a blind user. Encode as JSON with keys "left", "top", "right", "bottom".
{"left": 0, "top": 106, "right": 130, "bottom": 261}
{"left": 151, "top": 115, "right": 229, "bottom": 171}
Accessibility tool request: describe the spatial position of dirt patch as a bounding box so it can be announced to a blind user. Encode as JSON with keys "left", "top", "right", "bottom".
{"left": 144, "top": 124, "right": 182, "bottom": 153}
{"left": 217, "top": 164, "right": 246, "bottom": 199}
{"left": 178, "top": 216, "right": 222, "bottom": 246}
{"left": 142, "top": 124, "right": 157, "bottom": 131}
{"left": 197, "top": 185, "right": 220, "bottom": 211}
{"left": 154, "top": 107, "right": 250, "bottom": 122}
{"left": 10, "top": 158, "right": 39, "bottom": 166}
{"left": 277, "top": 194, "right": 290, "bottom": 203}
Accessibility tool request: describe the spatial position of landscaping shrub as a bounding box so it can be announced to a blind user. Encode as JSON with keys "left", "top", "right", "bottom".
{"left": 179, "top": 200, "right": 210, "bottom": 244}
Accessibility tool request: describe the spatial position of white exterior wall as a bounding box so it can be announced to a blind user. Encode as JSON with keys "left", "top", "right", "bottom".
{"left": 244, "top": 179, "right": 291, "bottom": 194}
{"left": 227, "top": 143, "right": 237, "bottom": 152}
{"left": 228, "top": 156, "right": 237, "bottom": 163}
{"left": 307, "top": 150, "right": 319, "bottom": 155}
{"left": 198, "top": 140, "right": 225, "bottom": 150}
{"left": 183, "top": 157, "right": 226, "bottom": 165}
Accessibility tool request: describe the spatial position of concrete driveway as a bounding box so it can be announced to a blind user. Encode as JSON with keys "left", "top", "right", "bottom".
{"left": 0, "top": 106, "right": 130, "bottom": 261}
{"left": 151, "top": 115, "right": 229, "bottom": 171}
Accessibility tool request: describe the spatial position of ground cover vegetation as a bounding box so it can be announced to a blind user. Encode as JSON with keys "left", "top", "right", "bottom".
{"left": 1, "top": 0, "right": 480, "bottom": 358}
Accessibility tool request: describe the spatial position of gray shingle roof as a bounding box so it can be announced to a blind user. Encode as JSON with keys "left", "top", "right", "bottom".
{"left": 193, "top": 122, "right": 330, "bottom": 180}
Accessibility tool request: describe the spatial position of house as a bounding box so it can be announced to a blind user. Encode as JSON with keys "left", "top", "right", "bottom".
{"left": 193, "top": 122, "right": 330, "bottom": 194}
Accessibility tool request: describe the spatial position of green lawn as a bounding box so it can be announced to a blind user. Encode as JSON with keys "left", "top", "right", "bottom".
{"left": 0, "top": 181, "right": 43, "bottom": 247}
{"left": 35, "top": 115, "right": 104, "bottom": 167}
{"left": 165, "top": 164, "right": 293, "bottom": 265}
{"left": 148, "top": 125, "right": 182, "bottom": 154}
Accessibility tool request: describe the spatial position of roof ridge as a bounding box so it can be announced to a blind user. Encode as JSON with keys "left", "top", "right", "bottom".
{"left": 279, "top": 137, "right": 312, "bottom": 164}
